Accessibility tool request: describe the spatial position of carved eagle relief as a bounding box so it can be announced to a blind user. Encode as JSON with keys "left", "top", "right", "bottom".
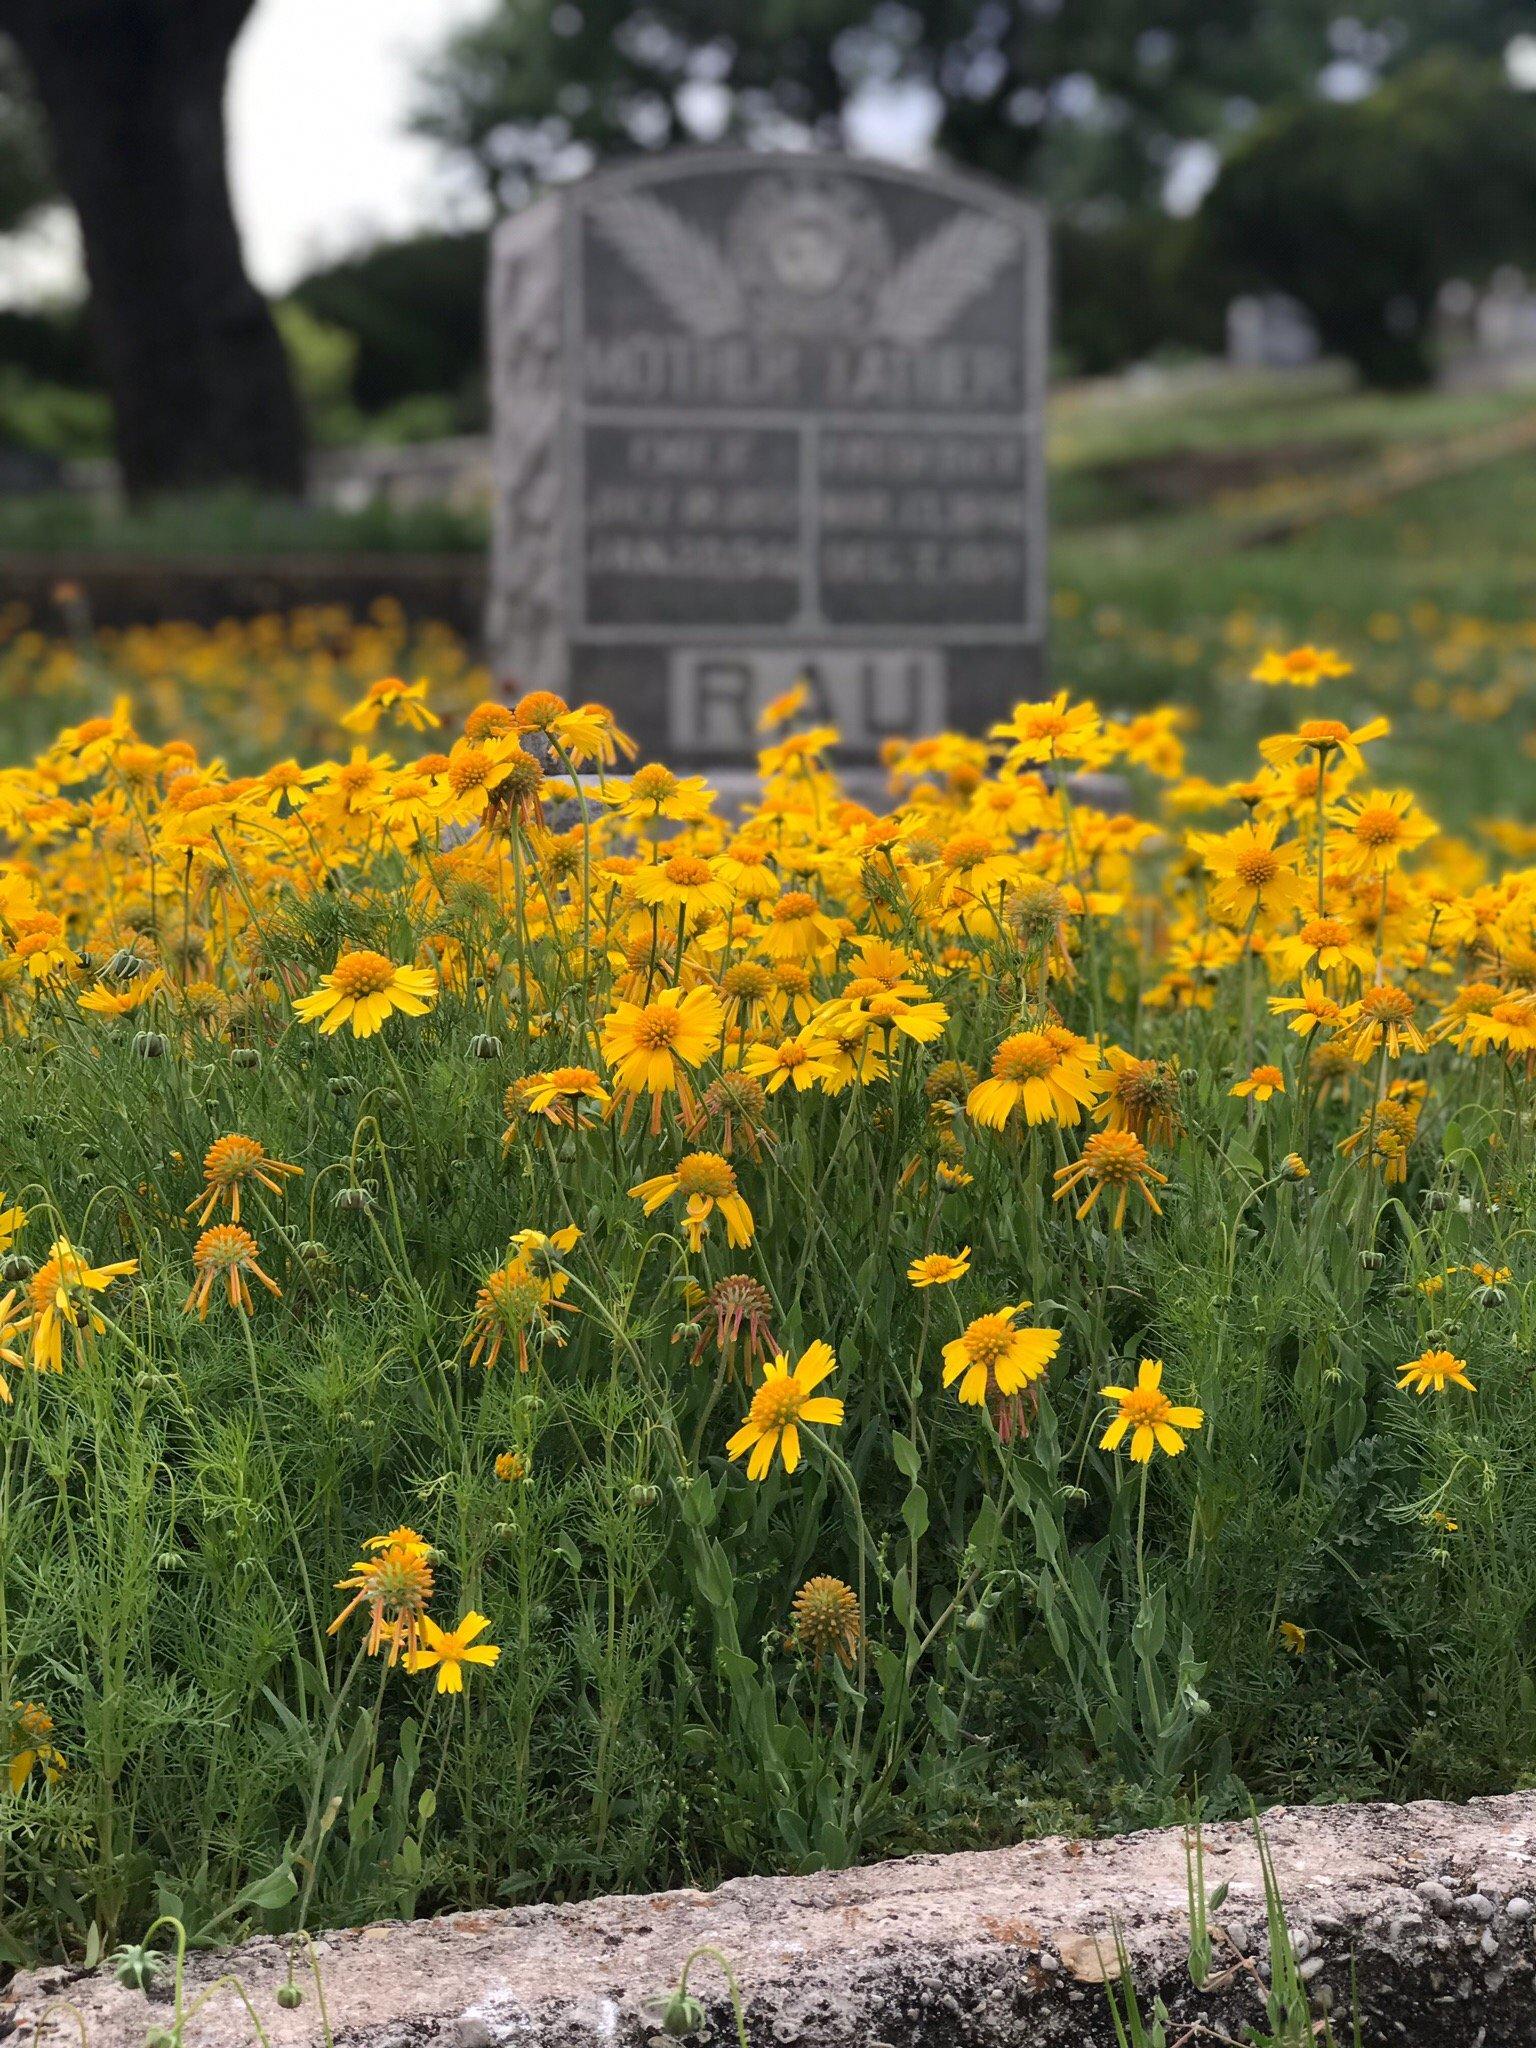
{"left": 587, "top": 190, "right": 747, "bottom": 338}
{"left": 586, "top": 185, "right": 1020, "bottom": 345}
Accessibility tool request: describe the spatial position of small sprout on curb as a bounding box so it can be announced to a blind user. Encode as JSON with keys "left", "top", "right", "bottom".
{"left": 111, "top": 1941, "right": 159, "bottom": 1992}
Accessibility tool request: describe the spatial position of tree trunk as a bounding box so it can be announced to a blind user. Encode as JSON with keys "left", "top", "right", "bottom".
{"left": 1, "top": 0, "right": 305, "bottom": 498}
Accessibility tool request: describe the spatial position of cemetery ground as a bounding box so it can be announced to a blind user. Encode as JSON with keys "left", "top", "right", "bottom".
{"left": 3, "top": 377, "right": 1536, "bottom": 2035}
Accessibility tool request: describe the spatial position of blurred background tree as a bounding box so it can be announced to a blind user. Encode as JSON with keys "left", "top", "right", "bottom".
{"left": 413, "top": 0, "right": 1534, "bottom": 212}
{"left": 0, "top": 0, "right": 304, "bottom": 497}
{"left": 0, "top": 34, "right": 50, "bottom": 233}
{"left": 407, "top": 0, "right": 1536, "bottom": 393}
{"left": 3, "top": 0, "right": 1536, "bottom": 481}
{"left": 1202, "top": 53, "right": 1536, "bottom": 387}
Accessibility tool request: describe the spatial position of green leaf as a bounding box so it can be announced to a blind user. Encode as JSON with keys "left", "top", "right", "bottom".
{"left": 816, "top": 1820, "right": 851, "bottom": 1868}
{"left": 892, "top": 1564, "right": 914, "bottom": 1631}
{"left": 891, "top": 1430, "right": 922, "bottom": 1482}
{"left": 776, "top": 1807, "right": 811, "bottom": 1860}
{"left": 235, "top": 1863, "right": 298, "bottom": 1913}
{"left": 694, "top": 1540, "right": 734, "bottom": 1609}
{"left": 716, "top": 1648, "right": 757, "bottom": 1687}
{"left": 901, "top": 1483, "right": 930, "bottom": 1543}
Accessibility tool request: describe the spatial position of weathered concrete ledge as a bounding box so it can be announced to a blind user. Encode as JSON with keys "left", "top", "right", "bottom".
{"left": 6, "top": 1795, "right": 1536, "bottom": 2047}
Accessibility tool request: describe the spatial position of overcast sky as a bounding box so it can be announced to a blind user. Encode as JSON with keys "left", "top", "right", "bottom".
{"left": 229, "top": 0, "right": 493, "bottom": 291}
{"left": 0, "top": 0, "right": 494, "bottom": 304}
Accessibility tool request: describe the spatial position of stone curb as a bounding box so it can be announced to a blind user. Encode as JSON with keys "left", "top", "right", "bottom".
{"left": 5, "top": 1794, "right": 1535, "bottom": 2047}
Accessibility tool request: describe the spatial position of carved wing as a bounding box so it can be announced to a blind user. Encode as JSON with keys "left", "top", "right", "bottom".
{"left": 874, "top": 213, "right": 1020, "bottom": 345}
{"left": 587, "top": 191, "right": 746, "bottom": 338}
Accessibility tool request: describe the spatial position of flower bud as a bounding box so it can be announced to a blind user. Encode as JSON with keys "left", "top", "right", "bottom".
{"left": 229, "top": 1046, "right": 261, "bottom": 1070}
{"left": 659, "top": 1990, "right": 706, "bottom": 2037}
{"left": 1478, "top": 1285, "right": 1506, "bottom": 1311}
{"left": 468, "top": 1033, "right": 503, "bottom": 1061}
{"left": 333, "top": 1185, "right": 375, "bottom": 1214}
{"left": 629, "top": 1483, "right": 659, "bottom": 1510}
{"left": 131, "top": 1030, "right": 169, "bottom": 1060}
{"left": 1422, "top": 1189, "right": 1452, "bottom": 1213}
{"left": 1359, "top": 1249, "right": 1385, "bottom": 1271}
{"left": 325, "top": 1073, "right": 358, "bottom": 1099}
{"left": 0, "top": 1253, "right": 33, "bottom": 1284}
{"left": 276, "top": 1984, "right": 304, "bottom": 2010}
{"left": 1178, "top": 1065, "right": 1199, "bottom": 1088}
{"left": 113, "top": 1944, "right": 159, "bottom": 1992}
{"left": 1280, "top": 1153, "right": 1309, "bottom": 1182}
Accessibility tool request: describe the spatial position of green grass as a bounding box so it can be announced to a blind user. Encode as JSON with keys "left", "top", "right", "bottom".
{"left": 1050, "top": 373, "right": 1536, "bottom": 815}
{"left": 0, "top": 488, "right": 486, "bottom": 556}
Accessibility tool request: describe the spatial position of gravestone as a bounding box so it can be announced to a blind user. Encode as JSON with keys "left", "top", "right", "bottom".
{"left": 1225, "top": 293, "right": 1320, "bottom": 372}
{"left": 487, "top": 151, "right": 1047, "bottom": 761}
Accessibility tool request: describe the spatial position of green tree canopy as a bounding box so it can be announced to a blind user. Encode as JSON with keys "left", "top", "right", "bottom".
{"left": 1201, "top": 51, "right": 1536, "bottom": 386}
{"left": 0, "top": 33, "right": 54, "bottom": 232}
{"left": 414, "top": 0, "right": 1536, "bottom": 214}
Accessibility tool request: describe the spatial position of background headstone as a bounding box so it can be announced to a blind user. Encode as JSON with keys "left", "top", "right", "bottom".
{"left": 488, "top": 151, "right": 1047, "bottom": 761}
{"left": 1224, "top": 293, "right": 1321, "bottom": 371}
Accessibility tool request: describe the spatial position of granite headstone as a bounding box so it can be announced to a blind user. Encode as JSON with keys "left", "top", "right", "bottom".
{"left": 488, "top": 151, "right": 1047, "bottom": 761}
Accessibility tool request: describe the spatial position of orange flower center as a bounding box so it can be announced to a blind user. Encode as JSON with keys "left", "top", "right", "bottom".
{"left": 448, "top": 749, "right": 494, "bottom": 794}
{"left": 993, "top": 1032, "right": 1058, "bottom": 1082}
{"left": 748, "top": 1376, "right": 806, "bottom": 1430}
{"left": 1361, "top": 986, "right": 1413, "bottom": 1022}
{"left": 365, "top": 1550, "right": 433, "bottom": 1616}
{"left": 675, "top": 1153, "right": 736, "bottom": 1199}
{"left": 663, "top": 855, "right": 714, "bottom": 887}
{"left": 330, "top": 951, "right": 398, "bottom": 998}
{"left": 1233, "top": 846, "right": 1280, "bottom": 887}
{"left": 547, "top": 1066, "right": 601, "bottom": 1092}
{"left": 1353, "top": 806, "right": 1404, "bottom": 848}
{"left": 774, "top": 892, "right": 818, "bottom": 923}
{"left": 961, "top": 1314, "right": 1015, "bottom": 1369}
{"left": 630, "top": 764, "right": 679, "bottom": 802}
{"left": 515, "top": 690, "right": 568, "bottom": 730}
{"left": 1080, "top": 1131, "right": 1149, "bottom": 1182}
{"left": 193, "top": 1225, "right": 258, "bottom": 1271}
{"left": 28, "top": 1262, "right": 68, "bottom": 1316}
{"left": 632, "top": 1005, "right": 682, "bottom": 1050}
{"left": 465, "top": 703, "right": 516, "bottom": 740}
{"left": 943, "top": 832, "right": 994, "bottom": 870}
{"left": 1117, "top": 1385, "right": 1173, "bottom": 1428}
{"left": 722, "top": 963, "right": 771, "bottom": 1000}
{"left": 204, "top": 1134, "right": 265, "bottom": 1184}
{"left": 1021, "top": 710, "right": 1069, "bottom": 739}
{"left": 484, "top": 1270, "right": 542, "bottom": 1322}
